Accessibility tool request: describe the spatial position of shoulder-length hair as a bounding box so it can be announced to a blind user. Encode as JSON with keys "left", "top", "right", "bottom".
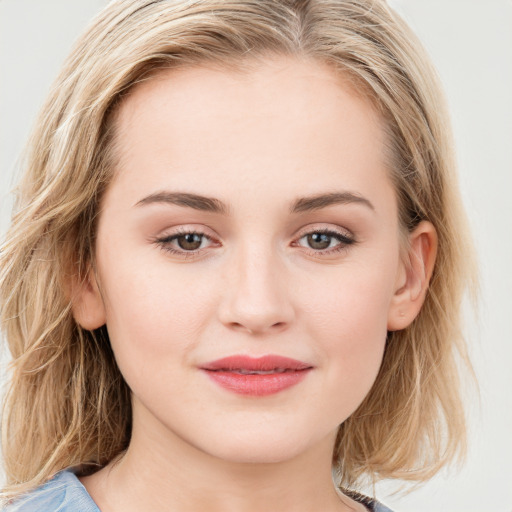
{"left": 0, "top": 0, "right": 475, "bottom": 499}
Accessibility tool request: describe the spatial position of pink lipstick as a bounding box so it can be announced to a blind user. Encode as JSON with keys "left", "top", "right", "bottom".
{"left": 200, "top": 355, "right": 312, "bottom": 396}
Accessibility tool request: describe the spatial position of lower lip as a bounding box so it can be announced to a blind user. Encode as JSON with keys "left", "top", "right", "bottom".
{"left": 202, "top": 369, "right": 311, "bottom": 396}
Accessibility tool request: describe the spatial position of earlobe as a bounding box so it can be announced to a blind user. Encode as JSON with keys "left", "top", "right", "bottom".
{"left": 387, "top": 221, "right": 438, "bottom": 331}
{"left": 70, "top": 265, "right": 107, "bottom": 331}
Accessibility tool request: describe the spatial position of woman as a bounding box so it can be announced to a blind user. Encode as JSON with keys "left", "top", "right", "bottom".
{"left": 0, "top": 1, "right": 475, "bottom": 510}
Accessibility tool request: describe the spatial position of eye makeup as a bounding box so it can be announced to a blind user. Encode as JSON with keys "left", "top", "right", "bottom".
{"left": 154, "top": 226, "right": 220, "bottom": 259}
{"left": 154, "top": 224, "right": 357, "bottom": 260}
{"left": 294, "top": 228, "right": 356, "bottom": 256}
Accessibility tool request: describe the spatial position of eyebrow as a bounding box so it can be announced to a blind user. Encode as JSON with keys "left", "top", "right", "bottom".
{"left": 290, "top": 192, "right": 375, "bottom": 213}
{"left": 135, "top": 191, "right": 228, "bottom": 214}
{"left": 135, "top": 190, "right": 374, "bottom": 214}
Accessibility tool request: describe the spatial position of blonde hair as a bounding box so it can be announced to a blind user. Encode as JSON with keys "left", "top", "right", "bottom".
{"left": 0, "top": 0, "right": 475, "bottom": 500}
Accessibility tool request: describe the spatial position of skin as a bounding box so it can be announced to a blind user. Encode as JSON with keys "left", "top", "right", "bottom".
{"left": 74, "top": 55, "right": 437, "bottom": 512}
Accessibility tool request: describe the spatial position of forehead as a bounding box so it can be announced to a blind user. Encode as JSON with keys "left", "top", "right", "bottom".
{"left": 108, "top": 55, "right": 392, "bottom": 214}
{"left": 116, "top": 55, "right": 381, "bottom": 139}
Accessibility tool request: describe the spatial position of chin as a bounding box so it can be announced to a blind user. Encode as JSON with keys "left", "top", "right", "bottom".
{"left": 197, "top": 426, "right": 329, "bottom": 466}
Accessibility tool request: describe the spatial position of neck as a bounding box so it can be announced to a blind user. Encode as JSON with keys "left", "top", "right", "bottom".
{"left": 80, "top": 402, "right": 360, "bottom": 512}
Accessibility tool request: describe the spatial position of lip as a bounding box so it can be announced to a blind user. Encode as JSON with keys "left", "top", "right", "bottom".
{"left": 200, "top": 355, "right": 313, "bottom": 396}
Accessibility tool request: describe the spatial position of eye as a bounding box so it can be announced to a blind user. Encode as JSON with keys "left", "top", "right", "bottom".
{"left": 173, "top": 233, "right": 207, "bottom": 251}
{"left": 155, "top": 228, "right": 217, "bottom": 256}
{"left": 295, "top": 228, "right": 355, "bottom": 254}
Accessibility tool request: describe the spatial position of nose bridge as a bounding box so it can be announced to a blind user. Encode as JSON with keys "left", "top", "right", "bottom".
{"left": 219, "top": 238, "right": 294, "bottom": 334}
{"left": 238, "top": 244, "right": 278, "bottom": 302}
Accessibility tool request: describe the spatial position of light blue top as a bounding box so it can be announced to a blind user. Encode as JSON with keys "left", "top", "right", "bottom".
{"left": 4, "top": 470, "right": 393, "bottom": 511}
{"left": 4, "top": 471, "right": 100, "bottom": 512}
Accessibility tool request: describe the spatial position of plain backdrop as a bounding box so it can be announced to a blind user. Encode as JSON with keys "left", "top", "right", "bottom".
{"left": 1, "top": 1, "right": 511, "bottom": 511}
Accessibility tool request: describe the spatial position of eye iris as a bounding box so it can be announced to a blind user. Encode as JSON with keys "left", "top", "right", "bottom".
{"left": 307, "top": 233, "right": 332, "bottom": 250}
{"left": 177, "top": 233, "right": 203, "bottom": 250}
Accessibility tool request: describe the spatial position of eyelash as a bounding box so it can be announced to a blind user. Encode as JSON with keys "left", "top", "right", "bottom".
{"left": 155, "top": 227, "right": 356, "bottom": 258}
{"left": 294, "top": 228, "right": 355, "bottom": 255}
{"left": 155, "top": 227, "right": 218, "bottom": 259}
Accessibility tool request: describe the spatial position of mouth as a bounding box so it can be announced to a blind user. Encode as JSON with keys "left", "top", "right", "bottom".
{"left": 200, "top": 355, "right": 313, "bottom": 396}
{"left": 216, "top": 368, "right": 297, "bottom": 375}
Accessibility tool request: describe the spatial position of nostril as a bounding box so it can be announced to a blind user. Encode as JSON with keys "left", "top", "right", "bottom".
{"left": 227, "top": 320, "right": 287, "bottom": 335}
{"left": 229, "top": 322, "right": 257, "bottom": 334}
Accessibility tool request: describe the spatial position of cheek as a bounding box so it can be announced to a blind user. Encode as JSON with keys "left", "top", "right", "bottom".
{"left": 96, "top": 250, "right": 217, "bottom": 374}
{"left": 302, "top": 259, "right": 395, "bottom": 339}
{"left": 299, "top": 261, "right": 396, "bottom": 405}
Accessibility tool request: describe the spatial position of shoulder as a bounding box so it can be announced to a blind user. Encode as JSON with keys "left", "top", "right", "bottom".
{"left": 3, "top": 471, "right": 100, "bottom": 512}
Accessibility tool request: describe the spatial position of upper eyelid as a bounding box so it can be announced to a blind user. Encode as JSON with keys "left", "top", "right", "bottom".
{"left": 156, "top": 224, "right": 354, "bottom": 239}
{"left": 157, "top": 225, "right": 216, "bottom": 239}
{"left": 294, "top": 224, "right": 354, "bottom": 239}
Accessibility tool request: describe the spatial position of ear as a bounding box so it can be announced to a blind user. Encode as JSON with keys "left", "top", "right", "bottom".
{"left": 387, "top": 221, "right": 438, "bottom": 331}
{"left": 70, "top": 265, "right": 107, "bottom": 331}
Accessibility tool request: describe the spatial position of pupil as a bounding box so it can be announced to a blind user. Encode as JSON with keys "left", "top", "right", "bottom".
{"left": 177, "top": 233, "right": 202, "bottom": 250}
{"left": 307, "top": 233, "right": 331, "bottom": 250}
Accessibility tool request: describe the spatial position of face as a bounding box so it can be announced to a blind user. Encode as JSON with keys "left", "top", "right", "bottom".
{"left": 80, "top": 56, "right": 413, "bottom": 464}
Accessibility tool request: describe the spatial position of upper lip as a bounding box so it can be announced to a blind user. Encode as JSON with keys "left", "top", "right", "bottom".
{"left": 200, "top": 355, "right": 313, "bottom": 372}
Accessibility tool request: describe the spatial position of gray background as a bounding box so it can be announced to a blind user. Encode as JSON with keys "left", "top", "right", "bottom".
{"left": 1, "top": 1, "right": 511, "bottom": 511}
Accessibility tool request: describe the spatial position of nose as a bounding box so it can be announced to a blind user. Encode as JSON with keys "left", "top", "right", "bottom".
{"left": 217, "top": 245, "right": 295, "bottom": 335}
